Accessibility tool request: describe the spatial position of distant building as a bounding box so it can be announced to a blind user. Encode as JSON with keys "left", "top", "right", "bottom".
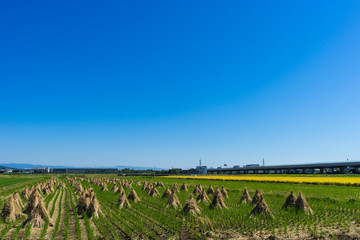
{"left": 196, "top": 166, "right": 207, "bottom": 174}
{"left": 180, "top": 168, "right": 198, "bottom": 174}
{"left": 50, "top": 168, "right": 118, "bottom": 174}
{"left": 30, "top": 167, "right": 50, "bottom": 174}
{"left": 244, "top": 164, "right": 260, "bottom": 167}
{"left": 4, "top": 169, "right": 13, "bottom": 174}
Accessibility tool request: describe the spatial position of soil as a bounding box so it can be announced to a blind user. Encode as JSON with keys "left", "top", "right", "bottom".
{"left": 70, "top": 187, "right": 88, "bottom": 239}
{"left": 66, "top": 189, "right": 78, "bottom": 240}
{"left": 206, "top": 223, "right": 360, "bottom": 240}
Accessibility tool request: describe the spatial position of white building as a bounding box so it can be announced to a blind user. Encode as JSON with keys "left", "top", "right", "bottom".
{"left": 196, "top": 166, "right": 207, "bottom": 174}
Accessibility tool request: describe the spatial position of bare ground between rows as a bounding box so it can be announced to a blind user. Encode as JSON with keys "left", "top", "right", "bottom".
{"left": 89, "top": 217, "right": 101, "bottom": 239}
{"left": 98, "top": 193, "right": 179, "bottom": 240}
{"left": 125, "top": 206, "right": 175, "bottom": 239}
{"left": 206, "top": 223, "right": 360, "bottom": 240}
{"left": 97, "top": 199, "right": 133, "bottom": 239}
{"left": 43, "top": 188, "right": 63, "bottom": 240}
{"left": 66, "top": 188, "right": 78, "bottom": 240}
{"left": 70, "top": 191, "right": 88, "bottom": 240}
{"left": 101, "top": 212, "right": 132, "bottom": 240}
{"left": 55, "top": 188, "right": 67, "bottom": 240}
{"left": 68, "top": 186, "right": 101, "bottom": 239}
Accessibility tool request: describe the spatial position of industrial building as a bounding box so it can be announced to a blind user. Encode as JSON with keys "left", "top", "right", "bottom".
{"left": 50, "top": 168, "right": 118, "bottom": 174}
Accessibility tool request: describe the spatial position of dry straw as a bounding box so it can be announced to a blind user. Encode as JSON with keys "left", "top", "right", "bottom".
{"left": 162, "top": 187, "right": 172, "bottom": 198}
{"left": 166, "top": 190, "right": 181, "bottom": 209}
{"left": 76, "top": 188, "right": 101, "bottom": 218}
{"left": 111, "top": 184, "right": 119, "bottom": 193}
{"left": 282, "top": 191, "right": 297, "bottom": 208}
{"left": 24, "top": 189, "right": 43, "bottom": 214}
{"left": 23, "top": 199, "right": 53, "bottom": 228}
{"left": 206, "top": 185, "right": 215, "bottom": 195}
{"left": 13, "top": 191, "right": 24, "bottom": 209}
{"left": 295, "top": 191, "right": 313, "bottom": 215}
{"left": 142, "top": 181, "right": 148, "bottom": 191}
{"left": 192, "top": 184, "right": 202, "bottom": 195}
{"left": 180, "top": 183, "right": 188, "bottom": 191}
{"left": 128, "top": 188, "right": 141, "bottom": 202}
{"left": 172, "top": 183, "right": 180, "bottom": 192}
{"left": 240, "top": 187, "right": 252, "bottom": 203}
{"left": 157, "top": 182, "right": 165, "bottom": 188}
{"left": 196, "top": 188, "right": 210, "bottom": 202}
{"left": 22, "top": 187, "right": 30, "bottom": 199}
{"left": 118, "top": 193, "right": 131, "bottom": 209}
{"left": 252, "top": 190, "right": 262, "bottom": 204}
{"left": 1, "top": 195, "right": 25, "bottom": 222}
{"left": 250, "top": 196, "right": 274, "bottom": 218}
{"left": 116, "top": 186, "right": 125, "bottom": 195}
{"left": 221, "top": 186, "right": 228, "bottom": 198}
{"left": 183, "top": 194, "right": 200, "bottom": 215}
{"left": 86, "top": 196, "right": 100, "bottom": 218}
{"left": 149, "top": 186, "right": 160, "bottom": 197}
{"left": 210, "top": 188, "right": 227, "bottom": 209}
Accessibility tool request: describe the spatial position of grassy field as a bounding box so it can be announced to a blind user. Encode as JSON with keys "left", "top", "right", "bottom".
{"left": 1, "top": 174, "right": 360, "bottom": 239}
{"left": 165, "top": 174, "right": 360, "bottom": 185}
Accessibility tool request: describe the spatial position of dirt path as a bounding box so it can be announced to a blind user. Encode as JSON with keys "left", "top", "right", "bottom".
{"left": 66, "top": 188, "right": 78, "bottom": 240}
{"left": 47, "top": 190, "right": 59, "bottom": 216}
{"left": 89, "top": 216, "right": 102, "bottom": 238}
{"left": 70, "top": 188, "right": 88, "bottom": 239}
{"left": 43, "top": 188, "right": 63, "bottom": 240}
{"left": 3, "top": 223, "right": 21, "bottom": 240}
{"left": 16, "top": 225, "right": 27, "bottom": 240}
{"left": 55, "top": 187, "right": 67, "bottom": 240}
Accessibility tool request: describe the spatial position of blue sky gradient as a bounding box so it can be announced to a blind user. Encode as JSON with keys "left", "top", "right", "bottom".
{"left": 1, "top": 1, "right": 360, "bottom": 168}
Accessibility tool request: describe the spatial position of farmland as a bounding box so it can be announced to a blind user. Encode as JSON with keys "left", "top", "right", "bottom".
{"left": 1, "top": 174, "right": 360, "bottom": 239}
{"left": 165, "top": 174, "right": 360, "bottom": 185}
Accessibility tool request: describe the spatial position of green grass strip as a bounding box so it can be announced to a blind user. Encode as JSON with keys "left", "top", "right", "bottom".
{"left": 50, "top": 188, "right": 61, "bottom": 218}
{"left": 67, "top": 183, "right": 82, "bottom": 240}
{"left": 25, "top": 224, "right": 32, "bottom": 239}
{"left": 52, "top": 188, "right": 64, "bottom": 239}
{"left": 92, "top": 215, "right": 110, "bottom": 240}
{"left": 12, "top": 224, "right": 22, "bottom": 240}
{"left": 83, "top": 211, "right": 96, "bottom": 240}
{"left": 0, "top": 220, "right": 14, "bottom": 239}
{"left": 64, "top": 188, "right": 70, "bottom": 240}
{"left": 40, "top": 218, "right": 50, "bottom": 240}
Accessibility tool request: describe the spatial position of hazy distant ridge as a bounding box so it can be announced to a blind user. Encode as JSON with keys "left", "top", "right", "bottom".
{"left": 0, "top": 163, "right": 166, "bottom": 170}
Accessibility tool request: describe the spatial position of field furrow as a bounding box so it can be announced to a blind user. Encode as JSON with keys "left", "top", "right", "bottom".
{"left": 65, "top": 187, "right": 78, "bottom": 240}
{"left": 55, "top": 187, "right": 67, "bottom": 240}
{"left": 2, "top": 175, "right": 360, "bottom": 239}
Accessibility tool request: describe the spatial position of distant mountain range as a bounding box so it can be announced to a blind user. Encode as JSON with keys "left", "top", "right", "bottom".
{"left": 0, "top": 163, "right": 166, "bottom": 171}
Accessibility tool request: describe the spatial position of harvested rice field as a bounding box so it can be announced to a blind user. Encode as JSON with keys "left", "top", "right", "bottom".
{"left": 1, "top": 174, "right": 360, "bottom": 239}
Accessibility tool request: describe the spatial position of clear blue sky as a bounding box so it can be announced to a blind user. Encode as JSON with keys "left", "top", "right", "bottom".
{"left": 1, "top": 1, "right": 360, "bottom": 169}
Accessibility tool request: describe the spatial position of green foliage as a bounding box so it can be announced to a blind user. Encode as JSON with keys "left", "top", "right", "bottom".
{"left": 1, "top": 174, "right": 360, "bottom": 239}
{"left": 67, "top": 183, "right": 82, "bottom": 240}
{"left": 40, "top": 218, "right": 49, "bottom": 240}
{"left": 83, "top": 211, "right": 96, "bottom": 240}
{"left": 52, "top": 188, "right": 64, "bottom": 239}
{"left": 64, "top": 188, "right": 70, "bottom": 240}
{"left": 25, "top": 224, "right": 32, "bottom": 238}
